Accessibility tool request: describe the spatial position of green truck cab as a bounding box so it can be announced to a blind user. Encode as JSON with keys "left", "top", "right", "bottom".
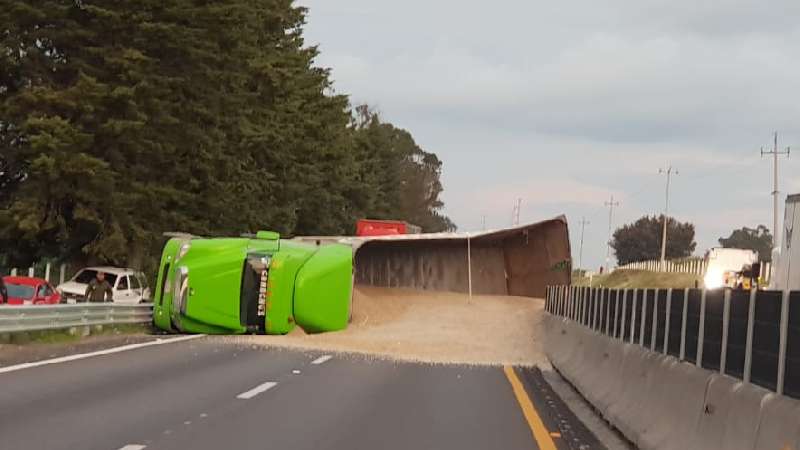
{"left": 152, "top": 231, "right": 353, "bottom": 335}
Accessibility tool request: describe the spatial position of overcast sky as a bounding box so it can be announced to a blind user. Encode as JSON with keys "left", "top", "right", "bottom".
{"left": 299, "top": 0, "right": 800, "bottom": 269}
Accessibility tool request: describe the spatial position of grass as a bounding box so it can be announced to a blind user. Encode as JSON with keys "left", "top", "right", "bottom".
{"left": 6, "top": 323, "right": 155, "bottom": 345}
{"left": 573, "top": 269, "right": 702, "bottom": 289}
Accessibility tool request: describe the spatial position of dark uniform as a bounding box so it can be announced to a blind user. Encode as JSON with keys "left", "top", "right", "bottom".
{"left": 0, "top": 276, "right": 7, "bottom": 304}
{"left": 85, "top": 278, "right": 113, "bottom": 302}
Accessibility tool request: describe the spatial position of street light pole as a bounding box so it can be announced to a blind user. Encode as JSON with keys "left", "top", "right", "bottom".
{"left": 659, "top": 166, "right": 678, "bottom": 270}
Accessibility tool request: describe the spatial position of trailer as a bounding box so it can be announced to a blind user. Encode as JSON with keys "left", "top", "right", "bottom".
{"left": 770, "top": 193, "right": 799, "bottom": 291}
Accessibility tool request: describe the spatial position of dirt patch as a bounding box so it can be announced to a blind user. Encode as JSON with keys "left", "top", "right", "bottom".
{"left": 231, "top": 286, "right": 549, "bottom": 367}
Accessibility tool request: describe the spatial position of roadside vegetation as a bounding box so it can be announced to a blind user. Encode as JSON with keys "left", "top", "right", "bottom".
{"left": 1, "top": 324, "right": 154, "bottom": 346}
{"left": 574, "top": 269, "right": 702, "bottom": 289}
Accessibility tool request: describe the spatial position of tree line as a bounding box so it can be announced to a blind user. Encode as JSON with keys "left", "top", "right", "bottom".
{"left": 0, "top": 0, "right": 454, "bottom": 272}
{"left": 610, "top": 215, "right": 773, "bottom": 266}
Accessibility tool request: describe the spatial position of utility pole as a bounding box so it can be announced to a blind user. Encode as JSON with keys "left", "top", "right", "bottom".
{"left": 578, "top": 217, "right": 590, "bottom": 272}
{"left": 512, "top": 198, "right": 522, "bottom": 226}
{"left": 761, "top": 132, "right": 790, "bottom": 250}
{"left": 481, "top": 215, "right": 487, "bottom": 231}
{"left": 604, "top": 196, "right": 619, "bottom": 273}
{"left": 659, "top": 166, "right": 678, "bottom": 270}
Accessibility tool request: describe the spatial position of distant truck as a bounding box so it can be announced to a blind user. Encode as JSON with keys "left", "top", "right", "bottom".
{"left": 703, "top": 247, "right": 759, "bottom": 290}
{"left": 356, "top": 219, "right": 421, "bottom": 236}
{"left": 152, "top": 231, "right": 353, "bottom": 335}
{"left": 770, "top": 193, "right": 799, "bottom": 291}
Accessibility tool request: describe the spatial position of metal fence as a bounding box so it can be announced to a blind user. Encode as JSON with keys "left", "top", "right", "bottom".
{"left": 617, "top": 258, "right": 707, "bottom": 275}
{"left": 545, "top": 285, "right": 800, "bottom": 399}
{"left": 2, "top": 263, "right": 77, "bottom": 286}
{"left": 617, "top": 258, "right": 773, "bottom": 284}
{"left": 0, "top": 304, "right": 153, "bottom": 334}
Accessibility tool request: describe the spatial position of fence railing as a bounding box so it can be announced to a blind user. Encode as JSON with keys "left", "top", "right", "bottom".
{"left": 617, "top": 258, "right": 708, "bottom": 275}
{"left": 617, "top": 259, "right": 773, "bottom": 284}
{"left": 2, "top": 263, "right": 77, "bottom": 286}
{"left": 545, "top": 285, "right": 799, "bottom": 399}
{"left": 0, "top": 304, "right": 153, "bottom": 334}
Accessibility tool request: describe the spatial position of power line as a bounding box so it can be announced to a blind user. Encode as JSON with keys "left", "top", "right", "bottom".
{"left": 512, "top": 198, "right": 522, "bottom": 226}
{"left": 761, "top": 132, "right": 790, "bottom": 249}
{"left": 578, "top": 217, "right": 590, "bottom": 272}
{"left": 658, "top": 166, "right": 678, "bottom": 269}
{"left": 604, "top": 195, "right": 619, "bottom": 272}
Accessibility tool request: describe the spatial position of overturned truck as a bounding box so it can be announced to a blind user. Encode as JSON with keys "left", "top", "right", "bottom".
{"left": 153, "top": 217, "right": 571, "bottom": 335}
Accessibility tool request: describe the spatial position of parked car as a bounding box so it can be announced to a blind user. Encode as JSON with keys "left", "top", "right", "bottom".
{"left": 1, "top": 276, "right": 62, "bottom": 305}
{"left": 56, "top": 267, "right": 151, "bottom": 304}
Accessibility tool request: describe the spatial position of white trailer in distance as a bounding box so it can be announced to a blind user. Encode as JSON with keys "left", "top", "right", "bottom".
{"left": 770, "top": 193, "right": 799, "bottom": 291}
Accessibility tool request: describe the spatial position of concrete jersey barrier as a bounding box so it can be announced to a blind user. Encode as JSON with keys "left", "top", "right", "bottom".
{"left": 544, "top": 285, "right": 800, "bottom": 450}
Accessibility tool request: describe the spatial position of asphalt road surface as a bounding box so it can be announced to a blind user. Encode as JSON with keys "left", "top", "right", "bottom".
{"left": 0, "top": 336, "right": 602, "bottom": 450}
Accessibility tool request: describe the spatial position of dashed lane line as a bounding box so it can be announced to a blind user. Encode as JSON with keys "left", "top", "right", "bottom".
{"left": 118, "top": 445, "right": 147, "bottom": 450}
{"left": 236, "top": 381, "right": 278, "bottom": 400}
{"left": 311, "top": 355, "right": 332, "bottom": 365}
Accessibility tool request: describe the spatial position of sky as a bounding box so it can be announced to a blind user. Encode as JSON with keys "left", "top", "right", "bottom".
{"left": 299, "top": 0, "right": 800, "bottom": 270}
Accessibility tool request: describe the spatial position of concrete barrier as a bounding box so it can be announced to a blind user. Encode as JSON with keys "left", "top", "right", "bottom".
{"left": 690, "top": 375, "right": 768, "bottom": 450}
{"left": 754, "top": 394, "right": 800, "bottom": 450}
{"left": 638, "top": 359, "right": 712, "bottom": 450}
{"left": 545, "top": 283, "right": 800, "bottom": 450}
{"left": 544, "top": 304, "right": 800, "bottom": 450}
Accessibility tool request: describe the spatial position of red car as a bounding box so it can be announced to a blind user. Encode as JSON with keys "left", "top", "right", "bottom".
{"left": 1, "top": 276, "right": 62, "bottom": 305}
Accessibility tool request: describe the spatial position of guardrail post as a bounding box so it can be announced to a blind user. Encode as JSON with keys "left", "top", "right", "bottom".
{"left": 777, "top": 290, "right": 790, "bottom": 395}
{"left": 28, "top": 266, "right": 34, "bottom": 277}
{"left": 697, "top": 289, "right": 708, "bottom": 368}
{"left": 680, "top": 288, "right": 689, "bottom": 360}
{"left": 663, "top": 288, "right": 673, "bottom": 354}
{"left": 612, "top": 289, "right": 620, "bottom": 338}
{"left": 593, "top": 288, "right": 601, "bottom": 331}
{"left": 60, "top": 264, "right": 66, "bottom": 285}
{"left": 606, "top": 289, "right": 613, "bottom": 336}
{"left": 630, "top": 289, "right": 639, "bottom": 344}
{"left": 720, "top": 289, "right": 732, "bottom": 374}
{"left": 651, "top": 289, "right": 659, "bottom": 351}
{"left": 45, "top": 263, "right": 51, "bottom": 283}
{"left": 743, "top": 288, "right": 758, "bottom": 384}
{"left": 619, "top": 289, "right": 628, "bottom": 340}
{"left": 640, "top": 289, "right": 648, "bottom": 347}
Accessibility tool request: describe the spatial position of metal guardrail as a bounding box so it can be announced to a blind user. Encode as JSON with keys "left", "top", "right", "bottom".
{"left": 0, "top": 304, "right": 153, "bottom": 333}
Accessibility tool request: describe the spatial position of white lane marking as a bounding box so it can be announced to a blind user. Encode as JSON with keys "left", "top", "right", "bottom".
{"left": 292, "top": 369, "right": 301, "bottom": 375}
{"left": 311, "top": 355, "right": 332, "bottom": 365}
{"left": 0, "top": 335, "right": 205, "bottom": 375}
{"left": 118, "top": 445, "right": 147, "bottom": 450}
{"left": 236, "top": 381, "right": 278, "bottom": 400}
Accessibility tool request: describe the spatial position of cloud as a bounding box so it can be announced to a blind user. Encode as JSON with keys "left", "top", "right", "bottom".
{"left": 301, "top": 0, "right": 800, "bottom": 266}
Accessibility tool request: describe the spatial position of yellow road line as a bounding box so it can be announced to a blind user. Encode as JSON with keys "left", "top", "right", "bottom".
{"left": 503, "top": 366, "right": 558, "bottom": 450}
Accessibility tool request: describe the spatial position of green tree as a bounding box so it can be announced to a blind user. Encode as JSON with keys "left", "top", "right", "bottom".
{"left": 611, "top": 215, "right": 697, "bottom": 265}
{"left": 349, "top": 106, "right": 455, "bottom": 232}
{"left": 718, "top": 225, "right": 773, "bottom": 261}
{"left": 0, "top": 1, "right": 455, "bottom": 273}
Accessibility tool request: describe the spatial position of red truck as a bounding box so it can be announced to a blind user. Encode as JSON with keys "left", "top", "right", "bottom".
{"left": 356, "top": 219, "right": 421, "bottom": 236}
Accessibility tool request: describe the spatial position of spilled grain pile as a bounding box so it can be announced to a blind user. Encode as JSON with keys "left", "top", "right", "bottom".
{"left": 229, "top": 286, "right": 549, "bottom": 367}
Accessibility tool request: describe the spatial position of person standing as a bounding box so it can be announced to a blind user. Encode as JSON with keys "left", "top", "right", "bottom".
{"left": 0, "top": 276, "right": 7, "bottom": 304}
{"left": 84, "top": 271, "right": 113, "bottom": 302}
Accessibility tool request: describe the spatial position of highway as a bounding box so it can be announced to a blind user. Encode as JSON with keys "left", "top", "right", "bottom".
{"left": 0, "top": 336, "right": 601, "bottom": 450}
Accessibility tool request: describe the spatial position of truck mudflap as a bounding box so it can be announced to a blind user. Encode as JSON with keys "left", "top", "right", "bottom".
{"left": 293, "top": 244, "right": 353, "bottom": 333}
